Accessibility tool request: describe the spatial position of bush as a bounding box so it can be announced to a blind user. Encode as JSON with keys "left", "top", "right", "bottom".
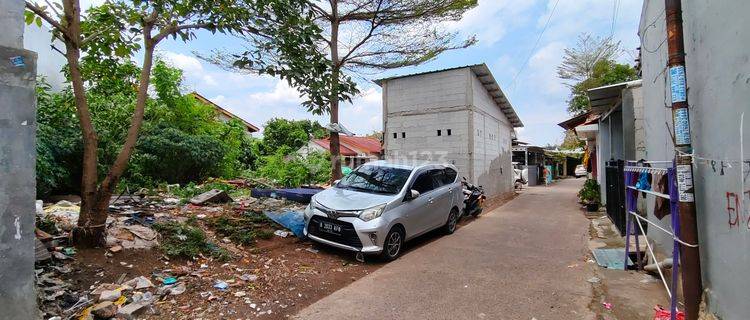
{"left": 578, "top": 179, "right": 601, "bottom": 204}
{"left": 251, "top": 149, "right": 331, "bottom": 187}
{"left": 152, "top": 220, "right": 231, "bottom": 261}
{"left": 129, "top": 126, "right": 227, "bottom": 185}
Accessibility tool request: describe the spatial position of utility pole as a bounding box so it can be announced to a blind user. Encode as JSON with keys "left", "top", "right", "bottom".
{"left": 664, "top": 1, "right": 702, "bottom": 319}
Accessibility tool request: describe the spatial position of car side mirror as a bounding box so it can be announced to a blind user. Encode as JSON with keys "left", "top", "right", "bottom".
{"left": 333, "top": 179, "right": 341, "bottom": 185}
{"left": 405, "top": 189, "right": 420, "bottom": 201}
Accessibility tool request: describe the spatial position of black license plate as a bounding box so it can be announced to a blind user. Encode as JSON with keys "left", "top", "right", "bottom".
{"left": 319, "top": 221, "right": 342, "bottom": 234}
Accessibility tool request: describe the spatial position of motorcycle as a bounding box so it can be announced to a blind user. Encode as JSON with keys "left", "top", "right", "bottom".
{"left": 512, "top": 162, "right": 528, "bottom": 190}
{"left": 461, "top": 177, "right": 486, "bottom": 218}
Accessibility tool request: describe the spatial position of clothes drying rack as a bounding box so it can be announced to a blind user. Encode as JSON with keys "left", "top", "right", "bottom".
{"left": 623, "top": 162, "right": 683, "bottom": 320}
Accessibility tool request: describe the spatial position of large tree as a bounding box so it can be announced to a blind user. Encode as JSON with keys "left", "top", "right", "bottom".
{"left": 211, "top": 0, "right": 477, "bottom": 180}
{"left": 557, "top": 33, "right": 621, "bottom": 84}
{"left": 557, "top": 33, "right": 637, "bottom": 115}
{"left": 25, "top": 0, "right": 318, "bottom": 246}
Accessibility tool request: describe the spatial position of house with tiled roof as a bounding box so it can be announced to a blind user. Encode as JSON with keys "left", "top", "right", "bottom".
{"left": 190, "top": 92, "right": 259, "bottom": 134}
{"left": 297, "top": 136, "right": 383, "bottom": 168}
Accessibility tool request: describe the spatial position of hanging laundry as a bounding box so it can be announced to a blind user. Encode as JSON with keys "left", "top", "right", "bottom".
{"left": 636, "top": 171, "right": 651, "bottom": 191}
{"left": 653, "top": 174, "right": 670, "bottom": 219}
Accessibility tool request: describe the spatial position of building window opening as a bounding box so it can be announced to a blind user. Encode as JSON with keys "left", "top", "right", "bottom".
{"left": 437, "top": 130, "right": 442, "bottom": 136}
{"left": 447, "top": 129, "right": 452, "bottom": 136}
{"left": 402, "top": 132, "right": 406, "bottom": 138}
{"left": 393, "top": 132, "right": 397, "bottom": 139}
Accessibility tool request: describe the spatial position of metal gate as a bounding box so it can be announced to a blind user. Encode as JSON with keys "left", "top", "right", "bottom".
{"left": 605, "top": 160, "right": 627, "bottom": 234}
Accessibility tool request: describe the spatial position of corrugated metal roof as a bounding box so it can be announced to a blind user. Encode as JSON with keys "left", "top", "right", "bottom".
{"left": 374, "top": 63, "right": 524, "bottom": 128}
{"left": 586, "top": 80, "right": 642, "bottom": 112}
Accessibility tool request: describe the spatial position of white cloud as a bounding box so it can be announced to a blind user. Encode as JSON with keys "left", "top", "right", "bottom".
{"left": 160, "top": 51, "right": 204, "bottom": 74}
{"left": 446, "top": 0, "right": 538, "bottom": 46}
{"left": 248, "top": 81, "right": 304, "bottom": 105}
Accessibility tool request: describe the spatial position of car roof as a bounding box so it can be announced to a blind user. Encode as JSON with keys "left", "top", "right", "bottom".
{"left": 362, "top": 160, "right": 457, "bottom": 171}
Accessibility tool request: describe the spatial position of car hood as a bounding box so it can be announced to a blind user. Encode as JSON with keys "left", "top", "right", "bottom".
{"left": 313, "top": 187, "right": 397, "bottom": 211}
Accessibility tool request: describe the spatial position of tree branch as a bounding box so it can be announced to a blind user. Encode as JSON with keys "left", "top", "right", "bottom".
{"left": 25, "top": 1, "right": 69, "bottom": 39}
{"left": 339, "top": 0, "right": 383, "bottom": 65}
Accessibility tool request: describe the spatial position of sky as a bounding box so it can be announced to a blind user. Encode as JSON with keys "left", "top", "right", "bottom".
{"left": 39, "top": 0, "right": 645, "bottom": 145}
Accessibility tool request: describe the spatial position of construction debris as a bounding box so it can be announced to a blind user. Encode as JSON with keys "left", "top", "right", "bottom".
{"left": 190, "top": 189, "right": 233, "bottom": 205}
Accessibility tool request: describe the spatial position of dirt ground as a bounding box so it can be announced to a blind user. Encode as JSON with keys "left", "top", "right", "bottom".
{"left": 42, "top": 191, "right": 517, "bottom": 320}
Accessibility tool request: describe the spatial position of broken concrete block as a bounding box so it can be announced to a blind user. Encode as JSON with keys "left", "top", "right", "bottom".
{"left": 91, "top": 301, "right": 117, "bottom": 318}
{"left": 189, "top": 189, "right": 232, "bottom": 205}
{"left": 116, "top": 301, "right": 150, "bottom": 319}
{"left": 98, "top": 289, "right": 121, "bottom": 302}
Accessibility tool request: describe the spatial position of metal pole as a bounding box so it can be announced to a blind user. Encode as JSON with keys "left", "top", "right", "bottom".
{"left": 664, "top": 1, "right": 702, "bottom": 319}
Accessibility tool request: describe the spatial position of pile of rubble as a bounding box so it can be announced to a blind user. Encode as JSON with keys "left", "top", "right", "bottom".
{"left": 35, "top": 183, "right": 318, "bottom": 319}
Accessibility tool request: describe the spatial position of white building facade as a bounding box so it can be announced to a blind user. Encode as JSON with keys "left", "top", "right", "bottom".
{"left": 376, "top": 64, "right": 523, "bottom": 197}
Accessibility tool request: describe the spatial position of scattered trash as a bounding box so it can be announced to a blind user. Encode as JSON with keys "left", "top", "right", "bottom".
{"left": 587, "top": 277, "right": 601, "bottom": 284}
{"left": 190, "top": 189, "right": 233, "bottom": 205}
{"left": 124, "top": 276, "right": 154, "bottom": 289}
{"left": 240, "top": 274, "right": 258, "bottom": 282}
{"left": 274, "top": 230, "right": 290, "bottom": 238}
{"left": 91, "top": 301, "right": 117, "bottom": 318}
{"left": 653, "top": 305, "right": 684, "bottom": 320}
{"left": 106, "top": 224, "right": 158, "bottom": 249}
{"left": 109, "top": 245, "right": 123, "bottom": 253}
{"left": 43, "top": 200, "right": 80, "bottom": 230}
{"left": 162, "top": 277, "right": 177, "bottom": 285}
{"left": 213, "top": 281, "right": 229, "bottom": 290}
{"left": 233, "top": 291, "right": 247, "bottom": 297}
{"left": 62, "top": 247, "right": 76, "bottom": 256}
{"left": 98, "top": 289, "right": 122, "bottom": 302}
{"left": 305, "top": 248, "right": 319, "bottom": 254}
{"left": 51, "top": 252, "right": 70, "bottom": 260}
{"left": 592, "top": 248, "right": 632, "bottom": 269}
{"left": 603, "top": 302, "right": 613, "bottom": 310}
{"left": 264, "top": 211, "right": 305, "bottom": 238}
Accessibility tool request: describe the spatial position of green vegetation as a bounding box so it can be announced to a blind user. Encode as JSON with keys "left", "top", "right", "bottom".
{"left": 36, "top": 62, "right": 333, "bottom": 198}
{"left": 208, "top": 214, "right": 274, "bottom": 245}
{"left": 578, "top": 179, "right": 601, "bottom": 204}
{"left": 35, "top": 61, "right": 255, "bottom": 197}
{"left": 558, "top": 34, "right": 639, "bottom": 115}
{"left": 153, "top": 220, "right": 232, "bottom": 261}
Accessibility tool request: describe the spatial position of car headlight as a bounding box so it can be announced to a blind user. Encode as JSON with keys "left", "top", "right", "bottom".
{"left": 304, "top": 202, "right": 314, "bottom": 219}
{"left": 358, "top": 204, "right": 386, "bottom": 222}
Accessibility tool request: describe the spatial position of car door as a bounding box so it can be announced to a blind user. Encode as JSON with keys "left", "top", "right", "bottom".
{"left": 402, "top": 169, "right": 438, "bottom": 237}
{"left": 425, "top": 168, "right": 453, "bottom": 230}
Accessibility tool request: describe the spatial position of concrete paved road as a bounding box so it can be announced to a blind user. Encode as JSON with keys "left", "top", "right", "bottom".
{"left": 294, "top": 179, "right": 594, "bottom": 320}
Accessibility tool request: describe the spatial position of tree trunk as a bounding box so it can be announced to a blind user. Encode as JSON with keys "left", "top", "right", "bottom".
{"left": 62, "top": 0, "right": 103, "bottom": 247}
{"left": 74, "top": 30, "right": 158, "bottom": 246}
{"left": 329, "top": 2, "right": 343, "bottom": 181}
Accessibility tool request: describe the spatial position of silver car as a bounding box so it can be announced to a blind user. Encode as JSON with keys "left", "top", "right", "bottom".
{"left": 303, "top": 161, "right": 464, "bottom": 260}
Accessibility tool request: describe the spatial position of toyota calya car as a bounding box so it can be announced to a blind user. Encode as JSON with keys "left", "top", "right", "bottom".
{"left": 303, "top": 161, "right": 464, "bottom": 260}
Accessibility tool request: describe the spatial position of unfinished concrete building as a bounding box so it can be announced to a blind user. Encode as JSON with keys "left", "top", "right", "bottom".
{"left": 375, "top": 64, "right": 523, "bottom": 197}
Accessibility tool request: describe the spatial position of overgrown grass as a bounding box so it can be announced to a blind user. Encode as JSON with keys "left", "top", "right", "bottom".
{"left": 153, "top": 219, "right": 232, "bottom": 261}
{"left": 170, "top": 181, "right": 236, "bottom": 200}
{"left": 207, "top": 213, "right": 274, "bottom": 245}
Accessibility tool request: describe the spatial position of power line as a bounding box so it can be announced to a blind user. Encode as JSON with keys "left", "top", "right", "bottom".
{"left": 509, "top": 0, "right": 561, "bottom": 91}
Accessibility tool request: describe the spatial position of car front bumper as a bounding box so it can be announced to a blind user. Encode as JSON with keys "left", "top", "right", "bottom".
{"left": 304, "top": 212, "right": 388, "bottom": 254}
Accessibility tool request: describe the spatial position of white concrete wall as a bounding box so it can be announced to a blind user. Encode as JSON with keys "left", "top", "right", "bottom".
{"left": 384, "top": 68, "right": 470, "bottom": 114}
{"left": 640, "top": 1, "right": 750, "bottom": 318}
{"left": 382, "top": 67, "right": 514, "bottom": 197}
{"left": 471, "top": 110, "right": 513, "bottom": 195}
{"left": 385, "top": 110, "right": 471, "bottom": 177}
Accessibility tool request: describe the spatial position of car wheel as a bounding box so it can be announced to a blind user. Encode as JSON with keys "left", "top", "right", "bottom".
{"left": 443, "top": 208, "right": 459, "bottom": 234}
{"left": 380, "top": 227, "right": 405, "bottom": 261}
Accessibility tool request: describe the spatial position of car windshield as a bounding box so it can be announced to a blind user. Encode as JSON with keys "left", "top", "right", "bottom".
{"left": 337, "top": 165, "right": 412, "bottom": 195}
